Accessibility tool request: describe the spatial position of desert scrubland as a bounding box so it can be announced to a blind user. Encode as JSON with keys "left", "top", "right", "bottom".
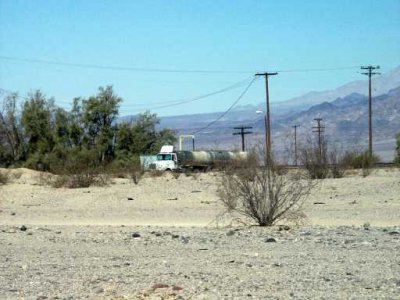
{"left": 0, "top": 168, "right": 399, "bottom": 299}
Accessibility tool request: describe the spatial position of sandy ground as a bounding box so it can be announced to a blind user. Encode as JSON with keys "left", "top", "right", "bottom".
{"left": 1, "top": 168, "right": 399, "bottom": 227}
{"left": 0, "top": 168, "right": 399, "bottom": 299}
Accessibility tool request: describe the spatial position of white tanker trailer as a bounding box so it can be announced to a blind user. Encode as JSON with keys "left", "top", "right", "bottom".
{"left": 149, "top": 145, "right": 248, "bottom": 171}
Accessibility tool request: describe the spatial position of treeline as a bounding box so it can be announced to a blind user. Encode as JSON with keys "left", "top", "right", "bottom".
{"left": 0, "top": 86, "right": 177, "bottom": 172}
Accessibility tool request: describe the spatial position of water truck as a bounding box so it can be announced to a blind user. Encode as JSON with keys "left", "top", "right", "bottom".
{"left": 148, "top": 145, "right": 248, "bottom": 171}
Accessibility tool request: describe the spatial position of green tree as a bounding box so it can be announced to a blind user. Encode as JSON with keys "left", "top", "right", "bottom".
{"left": 153, "top": 128, "right": 177, "bottom": 152}
{"left": 127, "top": 111, "right": 176, "bottom": 154}
{"left": 130, "top": 112, "right": 159, "bottom": 154}
{"left": 115, "top": 112, "right": 177, "bottom": 163}
{"left": 82, "top": 86, "right": 122, "bottom": 162}
{"left": 54, "top": 108, "right": 71, "bottom": 148}
{"left": 0, "top": 93, "right": 25, "bottom": 164}
{"left": 21, "top": 90, "right": 54, "bottom": 160}
{"left": 69, "top": 97, "right": 84, "bottom": 148}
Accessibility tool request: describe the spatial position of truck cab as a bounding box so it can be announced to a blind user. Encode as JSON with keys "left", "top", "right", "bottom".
{"left": 155, "top": 152, "right": 178, "bottom": 171}
{"left": 150, "top": 145, "right": 178, "bottom": 171}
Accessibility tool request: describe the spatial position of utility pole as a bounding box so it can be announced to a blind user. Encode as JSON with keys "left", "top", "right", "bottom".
{"left": 292, "top": 124, "right": 300, "bottom": 166}
{"left": 233, "top": 126, "right": 253, "bottom": 151}
{"left": 361, "top": 65, "right": 380, "bottom": 158}
{"left": 255, "top": 72, "right": 278, "bottom": 164}
{"left": 312, "top": 118, "right": 325, "bottom": 158}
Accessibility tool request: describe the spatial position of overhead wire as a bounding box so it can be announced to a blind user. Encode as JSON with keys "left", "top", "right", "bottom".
{"left": 277, "top": 66, "right": 360, "bottom": 73}
{"left": 1, "top": 75, "right": 254, "bottom": 111}
{"left": 192, "top": 76, "right": 258, "bottom": 135}
{"left": 0, "top": 55, "right": 253, "bottom": 74}
{"left": 119, "top": 75, "right": 254, "bottom": 109}
{"left": 0, "top": 55, "right": 361, "bottom": 74}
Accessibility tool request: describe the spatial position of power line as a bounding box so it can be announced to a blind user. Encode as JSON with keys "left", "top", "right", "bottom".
{"left": 277, "top": 66, "right": 359, "bottom": 73}
{"left": 119, "top": 76, "right": 254, "bottom": 109}
{"left": 192, "top": 77, "right": 258, "bottom": 135}
{"left": 1, "top": 75, "right": 253, "bottom": 111}
{"left": 0, "top": 55, "right": 253, "bottom": 74}
{"left": 0, "top": 55, "right": 361, "bottom": 74}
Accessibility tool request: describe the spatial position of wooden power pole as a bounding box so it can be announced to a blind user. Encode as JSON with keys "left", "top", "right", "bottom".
{"left": 312, "top": 118, "right": 325, "bottom": 158}
{"left": 233, "top": 126, "right": 253, "bottom": 151}
{"left": 255, "top": 72, "right": 278, "bottom": 164}
{"left": 361, "top": 65, "right": 380, "bottom": 158}
{"left": 292, "top": 124, "right": 300, "bottom": 166}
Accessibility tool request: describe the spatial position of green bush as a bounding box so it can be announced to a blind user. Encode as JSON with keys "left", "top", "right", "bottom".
{"left": 24, "top": 152, "right": 49, "bottom": 171}
{"left": 395, "top": 133, "right": 400, "bottom": 164}
{"left": 300, "top": 143, "right": 329, "bottom": 179}
{"left": 342, "top": 151, "right": 380, "bottom": 169}
{"left": 111, "top": 154, "right": 144, "bottom": 184}
{"left": 48, "top": 148, "right": 109, "bottom": 188}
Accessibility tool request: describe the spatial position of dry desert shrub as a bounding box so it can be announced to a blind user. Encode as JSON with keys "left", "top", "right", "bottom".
{"left": 47, "top": 149, "right": 111, "bottom": 188}
{"left": 218, "top": 154, "right": 315, "bottom": 226}
{"left": 341, "top": 150, "right": 380, "bottom": 177}
{"left": 36, "top": 172, "right": 55, "bottom": 186}
{"left": 299, "top": 141, "right": 329, "bottom": 179}
{"left": 148, "top": 170, "right": 164, "bottom": 178}
{"left": 129, "top": 164, "right": 145, "bottom": 185}
{"left": 107, "top": 165, "right": 144, "bottom": 184}
{"left": 11, "top": 170, "right": 22, "bottom": 179}
{"left": 108, "top": 159, "right": 144, "bottom": 184}
{"left": 0, "top": 169, "right": 10, "bottom": 185}
{"left": 51, "top": 171, "right": 110, "bottom": 188}
{"left": 171, "top": 171, "right": 181, "bottom": 179}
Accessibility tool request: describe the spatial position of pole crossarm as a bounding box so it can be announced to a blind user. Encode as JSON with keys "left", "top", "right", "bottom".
{"left": 233, "top": 126, "right": 253, "bottom": 151}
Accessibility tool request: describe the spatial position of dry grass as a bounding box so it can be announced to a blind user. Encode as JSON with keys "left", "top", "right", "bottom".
{"left": 52, "top": 172, "right": 110, "bottom": 188}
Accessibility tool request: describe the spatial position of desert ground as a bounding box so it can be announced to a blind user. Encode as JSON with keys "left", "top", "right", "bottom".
{"left": 0, "top": 168, "right": 399, "bottom": 299}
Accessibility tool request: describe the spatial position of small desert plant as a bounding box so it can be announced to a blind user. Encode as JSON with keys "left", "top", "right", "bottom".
{"left": 328, "top": 146, "right": 349, "bottom": 178}
{"left": 11, "top": 170, "right": 22, "bottom": 179}
{"left": 394, "top": 132, "right": 400, "bottom": 164}
{"left": 36, "top": 172, "right": 54, "bottom": 186}
{"left": 0, "top": 170, "right": 10, "bottom": 185}
{"left": 49, "top": 149, "right": 110, "bottom": 188}
{"left": 341, "top": 150, "right": 380, "bottom": 169}
{"left": 171, "top": 171, "right": 181, "bottom": 179}
{"left": 218, "top": 153, "right": 315, "bottom": 226}
{"left": 110, "top": 157, "right": 144, "bottom": 184}
{"left": 300, "top": 140, "right": 329, "bottom": 179}
{"left": 341, "top": 150, "right": 380, "bottom": 177}
{"left": 129, "top": 163, "right": 145, "bottom": 185}
{"left": 148, "top": 170, "right": 164, "bottom": 178}
{"left": 300, "top": 141, "right": 358, "bottom": 179}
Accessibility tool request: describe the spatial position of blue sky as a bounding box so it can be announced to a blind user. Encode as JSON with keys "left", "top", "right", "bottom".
{"left": 0, "top": 0, "right": 399, "bottom": 116}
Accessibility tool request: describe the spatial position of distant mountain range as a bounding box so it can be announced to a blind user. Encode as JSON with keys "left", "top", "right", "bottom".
{"left": 268, "top": 65, "right": 400, "bottom": 116}
{"left": 123, "top": 66, "right": 400, "bottom": 161}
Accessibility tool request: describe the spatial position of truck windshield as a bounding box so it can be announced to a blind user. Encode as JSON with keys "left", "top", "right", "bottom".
{"left": 157, "top": 154, "right": 172, "bottom": 161}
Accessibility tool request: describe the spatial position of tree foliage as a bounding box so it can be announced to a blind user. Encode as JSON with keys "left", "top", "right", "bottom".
{"left": 21, "top": 90, "right": 54, "bottom": 157}
{"left": 0, "top": 93, "right": 24, "bottom": 164}
{"left": 0, "top": 86, "right": 177, "bottom": 171}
